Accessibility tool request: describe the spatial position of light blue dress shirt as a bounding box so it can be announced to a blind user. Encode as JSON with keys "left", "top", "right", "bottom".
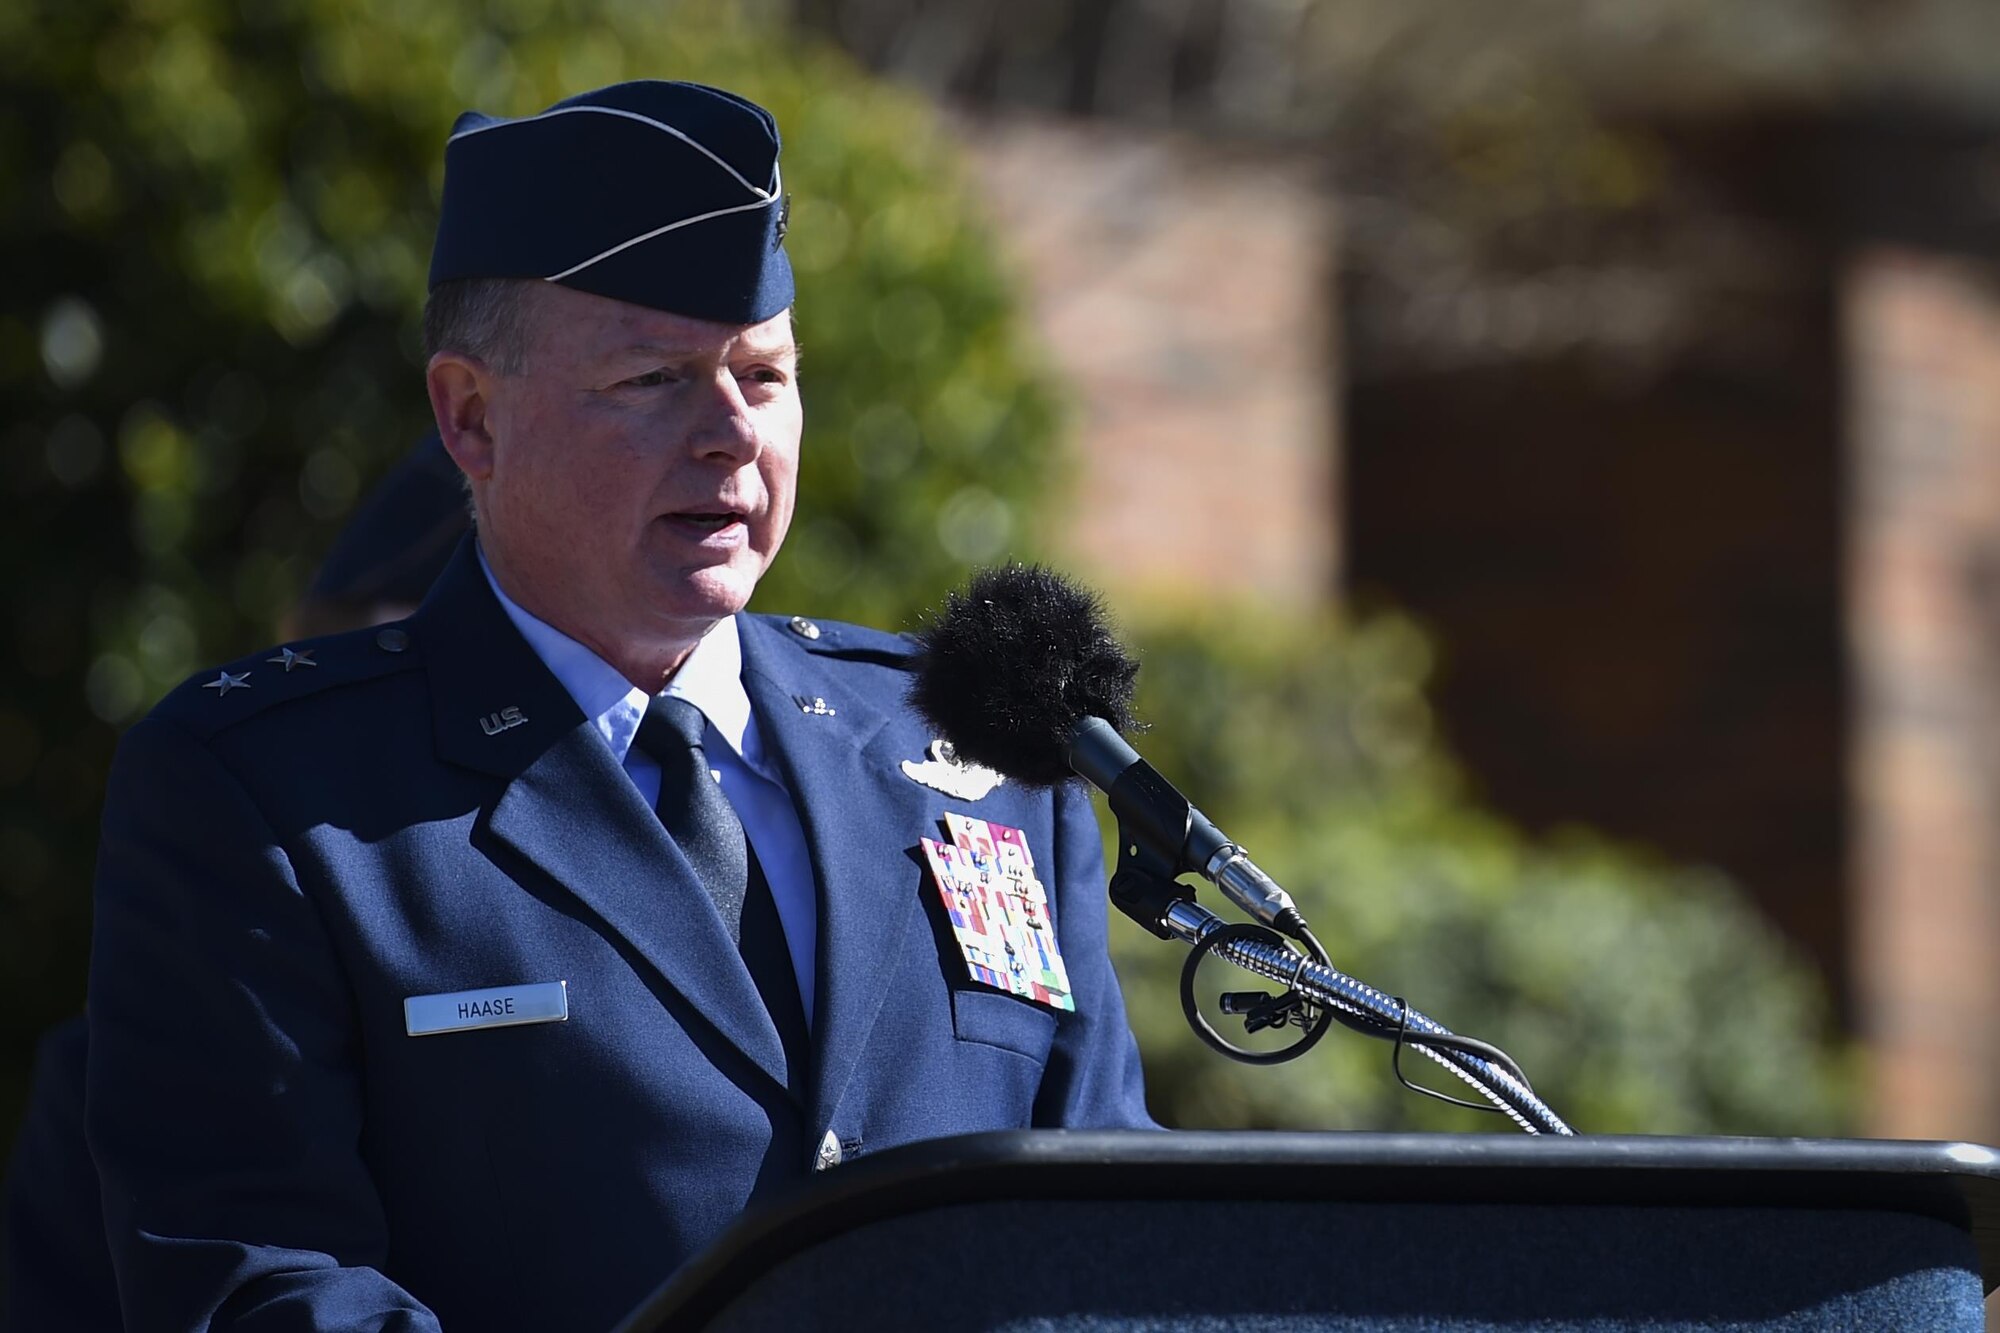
{"left": 479, "top": 551, "right": 818, "bottom": 1024}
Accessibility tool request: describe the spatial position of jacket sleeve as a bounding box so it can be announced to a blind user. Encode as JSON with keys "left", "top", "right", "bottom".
{"left": 1032, "top": 778, "right": 1158, "bottom": 1129}
{"left": 2, "top": 1017, "right": 120, "bottom": 1333}
{"left": 86, "top": 714, "right": 441, "bottom": 1332}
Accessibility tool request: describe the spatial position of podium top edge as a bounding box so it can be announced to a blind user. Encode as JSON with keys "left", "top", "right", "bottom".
{"left": 613, "top": 1131, "right": 2000, "bottom": 1331}
{"left": 924, "top": 1128, "right": 2000, "bottom": 1177}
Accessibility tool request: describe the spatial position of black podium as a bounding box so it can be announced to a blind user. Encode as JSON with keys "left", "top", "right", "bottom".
{"left": 613, "top": 1130, "right": 2000, "bottom": 1332}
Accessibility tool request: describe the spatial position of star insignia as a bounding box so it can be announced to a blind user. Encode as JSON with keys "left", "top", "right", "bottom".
{"left": 267, "top": 646, "right": 317, "bottom": 672}
{"left": 202, "top": 670, "right": 251, "bottom": 697}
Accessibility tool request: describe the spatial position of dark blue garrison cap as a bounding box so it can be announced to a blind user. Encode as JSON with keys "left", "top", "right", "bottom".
{"left": 429, "top": 80, "right": 793, "bottom": 324}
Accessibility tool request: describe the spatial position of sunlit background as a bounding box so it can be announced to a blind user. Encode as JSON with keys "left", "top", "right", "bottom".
{"left": 7, "top": 0, "right": 2000, "bottom": 1228}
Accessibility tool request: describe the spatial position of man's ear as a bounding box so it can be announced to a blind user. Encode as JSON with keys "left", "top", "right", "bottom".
{"left": 428, "top": 351, "right": 498, "bottom": 482}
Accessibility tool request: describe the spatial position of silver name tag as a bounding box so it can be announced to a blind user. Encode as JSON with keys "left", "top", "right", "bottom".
{"left": 404, "top": 981, "right": 569, "bottom": 1037}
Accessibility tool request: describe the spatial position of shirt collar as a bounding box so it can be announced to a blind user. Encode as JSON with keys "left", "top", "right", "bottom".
{"left": 663, "top": 610, "right": 751, "bottom": 759}
{"left": 477, "top": 544, "right": 752, "bottom": 764}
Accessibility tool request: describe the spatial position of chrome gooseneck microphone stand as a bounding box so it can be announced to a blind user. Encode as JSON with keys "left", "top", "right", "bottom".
{"left": 1145, "top": 889, "right": 1573, "bottom": 1136}
{"left": 1093, "top": 739, "right": 1574, "bottom": 1138}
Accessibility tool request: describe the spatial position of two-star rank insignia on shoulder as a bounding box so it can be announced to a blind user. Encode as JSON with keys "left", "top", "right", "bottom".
{"left": 159, "top": 620, "right": 423, "bottom": 741}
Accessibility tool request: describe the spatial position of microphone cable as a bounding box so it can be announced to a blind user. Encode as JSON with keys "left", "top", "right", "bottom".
{"left": 1176, "top": 910, "right": 1572, "bottom": 1135}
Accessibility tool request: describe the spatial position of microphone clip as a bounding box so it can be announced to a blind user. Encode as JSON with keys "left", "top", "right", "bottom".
{"left": 1107, "top": 820, "right": 1195, "bottom": 940}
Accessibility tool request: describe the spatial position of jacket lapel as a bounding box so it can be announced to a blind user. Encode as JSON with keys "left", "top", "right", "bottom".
{"left": 737, "top": 619, "right": 931, "bottom": 1125}
{"left": 414, "top": 541, "right": 789, "bottom": 1091}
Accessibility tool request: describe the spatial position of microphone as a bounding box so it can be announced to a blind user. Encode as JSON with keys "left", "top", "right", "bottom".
{"left": 910, "top": 567, "right": 1576, "bottom": 1134}
{"left": 908, "top": 564, "right": 1301, "bottom": 933}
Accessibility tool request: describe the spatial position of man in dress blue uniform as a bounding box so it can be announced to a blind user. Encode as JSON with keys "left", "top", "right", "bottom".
{"left": 83, "top": 80, "right": 1151, "bottom": 1331}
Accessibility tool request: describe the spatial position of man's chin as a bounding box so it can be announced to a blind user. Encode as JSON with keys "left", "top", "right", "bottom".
{"left": 656, "top": 568, "right": 756, "bottom": 629}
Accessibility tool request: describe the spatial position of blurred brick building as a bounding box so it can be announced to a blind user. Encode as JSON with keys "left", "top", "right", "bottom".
{"left": 796, "top": 1, "right": 2000, "bottom": 1143}
{"left": 1842, "top": 132, "right": 2000, "bottom": 1136}
{"left": 954, "top": 115, "right": 1337, "bottom": 606}
{"left": 1343, "top": 108, "right": 2000, "bottom": 1141}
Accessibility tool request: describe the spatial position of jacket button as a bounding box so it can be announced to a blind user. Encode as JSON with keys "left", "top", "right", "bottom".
{"left": 375, "top": 627, "right": 409, "bottom": 653}
{"left": 788, "top": 616, "right": 821, "bottom": 641}
{"left": 814, "top": 1129, "right": 842, "bottom": 1171}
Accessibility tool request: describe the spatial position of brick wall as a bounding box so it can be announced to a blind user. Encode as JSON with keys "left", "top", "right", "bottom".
{"left": 1845, "top": 246, "right": 2000, "bottom": 1140}
{"left": 953, "top": 115, "right": 1338, "bottom": 605}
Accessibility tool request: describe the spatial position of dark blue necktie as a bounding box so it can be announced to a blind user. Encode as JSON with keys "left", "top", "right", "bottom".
{"left": 641, "top": 696, "right": 747, "bottom": 939}
{"left": 634, "top": 695, "right": 810, "bottom": 1094}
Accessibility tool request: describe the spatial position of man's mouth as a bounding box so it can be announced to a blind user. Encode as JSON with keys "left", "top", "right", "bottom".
{"left": 662, "top": 508, "right": 751, "bottom": 544}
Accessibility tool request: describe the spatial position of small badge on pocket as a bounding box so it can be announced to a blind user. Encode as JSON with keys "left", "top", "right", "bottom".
{"left": 921, "top": 814, "right": 1074, "bottom": 1012}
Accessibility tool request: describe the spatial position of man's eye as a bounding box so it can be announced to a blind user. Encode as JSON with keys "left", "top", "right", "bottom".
{"left": 622, "top": 369, "right": 676, "bottom": 388}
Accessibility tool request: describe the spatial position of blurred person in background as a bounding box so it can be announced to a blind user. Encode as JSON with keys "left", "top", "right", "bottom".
{"left": 80, "top": 79, "right": 1149, "bottom": 1330}
{"left": 1, "top": 431, "right": 470, "bottom": 1333}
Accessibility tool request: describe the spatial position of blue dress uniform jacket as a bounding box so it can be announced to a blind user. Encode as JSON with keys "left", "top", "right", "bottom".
{"left": 2, "top": 1017, "right": 121, "bottom": 1333}
{"left": 86, "top": 542, "right": 1153, "bottom": 1333}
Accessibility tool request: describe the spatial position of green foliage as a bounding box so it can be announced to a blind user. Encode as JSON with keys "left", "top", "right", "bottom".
{"left": 0, "top": 0, "right": 1058, "bottom": 1140}
{"left": 1111, "top": 605, "right": 1856, "bottom": 1135}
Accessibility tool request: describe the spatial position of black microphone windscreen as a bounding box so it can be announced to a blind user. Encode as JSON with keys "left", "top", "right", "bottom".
{"left": 908, "top": 564, "right": 1140, "bottom": 786}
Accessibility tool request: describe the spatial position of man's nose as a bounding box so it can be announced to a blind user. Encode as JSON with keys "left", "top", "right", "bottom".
{"left": 689, "top": 371, "right": 759, "bottom": 459}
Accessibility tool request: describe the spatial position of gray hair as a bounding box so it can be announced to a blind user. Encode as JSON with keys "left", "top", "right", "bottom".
{"left": 421, "top": 277, "right": 539, "bottom": 373}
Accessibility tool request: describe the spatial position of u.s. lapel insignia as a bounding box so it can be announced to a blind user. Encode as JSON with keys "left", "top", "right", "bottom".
{"left": 792, "top": 694, "right": 837, "bottom": 717}
{"left": 479, "top": 705, "right": 528, "bottom": 736}
{"left": 901, "top": 738, "right": 1004, "bottom": 801}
